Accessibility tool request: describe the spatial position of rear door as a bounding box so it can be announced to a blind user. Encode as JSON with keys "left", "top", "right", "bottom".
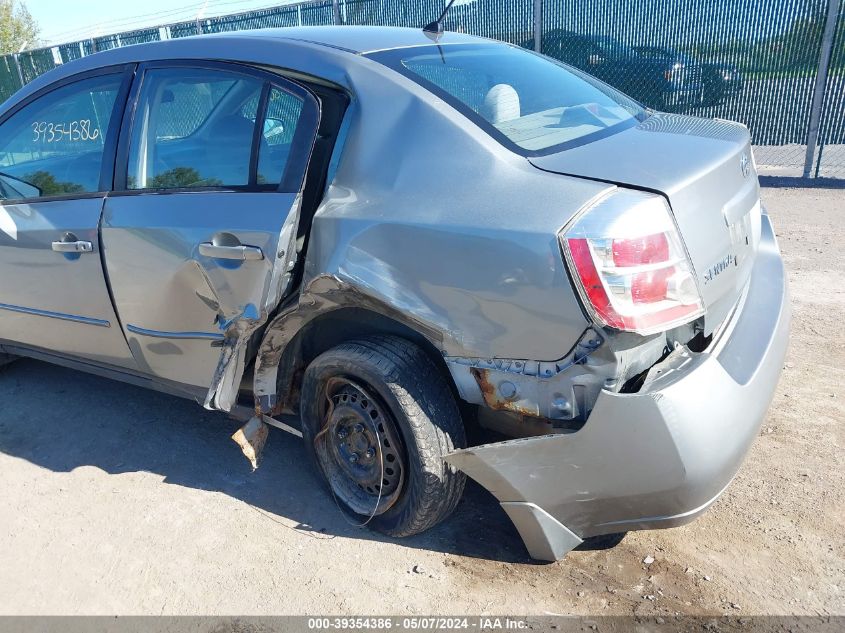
{"left": 0, "top": 67, "right": 137, "bottom": 368}
{"left": 102, "top": 61, "right": 318, "bottom": 408}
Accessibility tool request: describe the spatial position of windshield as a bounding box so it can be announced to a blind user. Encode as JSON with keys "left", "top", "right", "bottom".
{"left": 368, "top": 43, "right": 646, "bottom": 155}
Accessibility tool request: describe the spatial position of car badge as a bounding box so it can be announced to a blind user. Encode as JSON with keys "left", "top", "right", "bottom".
{"left": 740, "top": 152, "right": 750, "bottom": 178}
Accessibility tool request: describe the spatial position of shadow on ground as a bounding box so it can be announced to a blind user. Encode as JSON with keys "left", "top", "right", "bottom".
{"left": 0, "top": 359, "right": 538, "bottom": 564}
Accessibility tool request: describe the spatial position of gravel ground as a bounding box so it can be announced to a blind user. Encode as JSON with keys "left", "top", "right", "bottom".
{"left": 0, "top": 186, "right": 842, "bottom": 616}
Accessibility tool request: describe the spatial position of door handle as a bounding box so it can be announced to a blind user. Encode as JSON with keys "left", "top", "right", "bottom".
{"left": 199, "top": 242, "right": 264, "bottom": 261}
{"left": 51, "top": 240, "right": 93, "bottom": 253}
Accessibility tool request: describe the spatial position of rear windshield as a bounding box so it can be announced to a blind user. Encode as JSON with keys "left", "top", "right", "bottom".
{"left": 367, "top": 43, "right": 647, "bottom": 156}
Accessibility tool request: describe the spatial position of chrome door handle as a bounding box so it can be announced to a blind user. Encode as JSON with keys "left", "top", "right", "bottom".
{"left": 52, "top": 240, "right": 93, "bottom": 253}
{"left": 199, "top": 242, "right": 264, "bottom": 261}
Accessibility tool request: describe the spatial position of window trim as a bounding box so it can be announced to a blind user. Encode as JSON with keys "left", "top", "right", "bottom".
{"left": 248, "top": 82, "right": 271, "bottom": 186}
{"left": 0, "top": 64, "right": 135, "bottom": 205}
{"left": 113, "top": 59, "right": 319, "bottom": 196}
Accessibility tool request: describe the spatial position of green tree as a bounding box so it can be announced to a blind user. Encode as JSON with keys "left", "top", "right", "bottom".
{"left": 23, "top": 171, "right": 84, "bottom": 196}
{"left": 779, "top": 10, "right": 827, "bottom": 70}
{"left": 0, "top": 0, "right": 39, "bottom": 55}
{"left": 147, "top": 167, "right": 222, "bottom": 189}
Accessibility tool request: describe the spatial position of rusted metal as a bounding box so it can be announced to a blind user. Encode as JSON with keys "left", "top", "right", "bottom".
{"left": 470, "top": 366, "right": 536, "bottom": 416}
{"left": 449, "top": 328, "right": 609, "bottom": 423}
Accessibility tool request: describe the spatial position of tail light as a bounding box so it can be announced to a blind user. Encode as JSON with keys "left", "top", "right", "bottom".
{"left": 561, "top": 189, "right": 704, "bottom": 335}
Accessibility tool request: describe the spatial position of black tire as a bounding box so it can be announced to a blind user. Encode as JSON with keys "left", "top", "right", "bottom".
{"left": 301, "top": 335, "right": 466, "bottom": 537}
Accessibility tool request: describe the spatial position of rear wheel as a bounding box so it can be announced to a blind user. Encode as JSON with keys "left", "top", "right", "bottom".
{"left": 301, "top": 335, "right": 466, "bottom": 537}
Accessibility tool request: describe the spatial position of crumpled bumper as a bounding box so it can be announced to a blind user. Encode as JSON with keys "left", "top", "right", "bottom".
{"left": 445, "top": 214, "right": 790, "bottom": 561}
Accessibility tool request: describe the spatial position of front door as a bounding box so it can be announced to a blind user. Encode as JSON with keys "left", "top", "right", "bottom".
{"left": 0, "top": 69, "right": 137, "bottom": 368}
{"left": 102, "top": 62, "right": 318, "bottom": 404}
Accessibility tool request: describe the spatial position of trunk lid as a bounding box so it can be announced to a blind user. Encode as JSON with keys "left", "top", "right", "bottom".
{"left": 530, "top": 112, "right": 761, "bottom": 335}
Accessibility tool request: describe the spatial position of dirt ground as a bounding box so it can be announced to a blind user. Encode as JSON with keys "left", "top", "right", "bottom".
{"left": 0, "top": 186, "right": 842, "bottom": 617}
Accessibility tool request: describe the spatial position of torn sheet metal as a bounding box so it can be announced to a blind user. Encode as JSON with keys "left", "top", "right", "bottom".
{"left": 231, "top": 412, "right": 304, "bottom": 470}
{"left": 232, "top": 415, "right": 270, "bottom": 470}
{"left": 204, "top": 194, "right": 303, "bottom": 412}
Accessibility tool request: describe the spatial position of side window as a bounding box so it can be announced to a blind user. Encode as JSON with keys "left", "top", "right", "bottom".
{"left": 256, "top": 87, "right": 305, "bottom": 185}
{"left": 0, "top": 74, "right": 121, "bottom": 200}
{"left": 127, "top": 68, "right": 264, "bottom": 189}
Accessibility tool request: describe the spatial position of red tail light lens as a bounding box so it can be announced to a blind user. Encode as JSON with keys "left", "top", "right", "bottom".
{"left": 561, "top": 190, "right": 704, "bottom": 335}
{"left": 567, "top": 236, "right": 624, "bottom": 329}
{"left": 631, "top": 268, "right": 672, "bottom": 303}
{"left": 612, "top": 233, "right": 669, "bottom": 267}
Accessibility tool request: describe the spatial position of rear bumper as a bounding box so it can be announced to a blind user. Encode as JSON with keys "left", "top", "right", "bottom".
{"left": 445, "top": 214, "right": 790, "bottom": 561}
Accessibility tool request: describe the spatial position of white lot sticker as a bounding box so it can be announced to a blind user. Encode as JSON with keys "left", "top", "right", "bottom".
{"left": 31, "top": 119, "right": 100, "bottom": 143}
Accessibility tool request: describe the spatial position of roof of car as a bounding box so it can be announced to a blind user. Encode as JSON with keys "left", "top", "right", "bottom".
{"left": 2, "top": 27, "right": 494, "bottom": 112}
{"left": 227, "top": 25, "right": 488, "bottom": 54}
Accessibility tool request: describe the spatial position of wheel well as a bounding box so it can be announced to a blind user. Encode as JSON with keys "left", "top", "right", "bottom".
{"left": 272, "top": 307, "right": 459, "bottom": 416}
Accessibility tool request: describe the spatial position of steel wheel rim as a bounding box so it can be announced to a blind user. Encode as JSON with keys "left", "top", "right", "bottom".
{"left": 315, "top": 376, "right": 405, "bottom": 517}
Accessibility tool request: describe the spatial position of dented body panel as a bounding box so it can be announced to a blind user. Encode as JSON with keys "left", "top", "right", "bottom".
{"left": 101, "top": 192, "right": 302, "bottom": 401}
{"left": 446, "top": 215, "right": 790, "bottom": 560}
{"left": 0, "top": 27, "right": 791, "bottom": 561}
{"left": 6, "top": 27, "right": 611, "bottom": 410}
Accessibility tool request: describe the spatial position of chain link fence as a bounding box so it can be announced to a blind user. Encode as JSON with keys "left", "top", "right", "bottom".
{"left": 0, "top": 0, "right": 842, "bottom": 178}
{"left": 816, "top": 2, "right": 845, "bottom": 177}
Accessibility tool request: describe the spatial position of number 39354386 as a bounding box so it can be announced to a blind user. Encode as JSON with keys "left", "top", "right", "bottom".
{"left": 31, "top": 119, "right": 100, "bottom": 143}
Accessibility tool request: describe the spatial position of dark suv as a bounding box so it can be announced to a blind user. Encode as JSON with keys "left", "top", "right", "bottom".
{"left": 634, "top": 45, "right": 741, "bottom": 106}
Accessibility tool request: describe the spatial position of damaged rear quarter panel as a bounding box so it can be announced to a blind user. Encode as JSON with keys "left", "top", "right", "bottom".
{"left": 251, "top": 57, "right": 615, "bottom": 410}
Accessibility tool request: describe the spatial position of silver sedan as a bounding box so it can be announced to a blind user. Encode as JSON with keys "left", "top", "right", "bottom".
{"left": 0, "top": 26, "right": 789, "bottom": 561}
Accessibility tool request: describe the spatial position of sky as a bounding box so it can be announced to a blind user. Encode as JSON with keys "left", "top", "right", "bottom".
{"left": 25, "top": 0, "right": 297, "bottom": 46}
{"left": 23, "top": 0, "right": 809, "bottom": 50}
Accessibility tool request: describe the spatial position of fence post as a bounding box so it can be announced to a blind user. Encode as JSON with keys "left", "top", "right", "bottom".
{"left": 196, "top": 0, "right": 209, "bottom": 34}
{"left": 533, "top": 0, "right": 542, "bottom": 51}
{"left": 803, "top": 0, "right": 841, "bottom": 178}
{"left": 11, "top": 53, "right": 25, "bottom": 88}
{"left": 332, "top": 0, "right": 342, "bottom": 25}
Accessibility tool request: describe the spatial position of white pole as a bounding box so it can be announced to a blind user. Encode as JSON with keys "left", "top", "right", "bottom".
{"left": 196, "top": 0, "right": 210, "bottom": 34}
